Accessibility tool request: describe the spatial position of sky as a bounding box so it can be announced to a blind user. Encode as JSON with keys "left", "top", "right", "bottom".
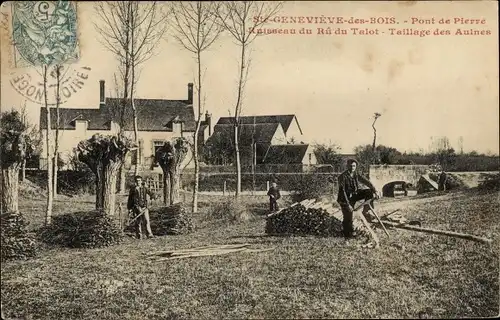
{"left": 1, "top": 1, "right": 498, "bottom": 155}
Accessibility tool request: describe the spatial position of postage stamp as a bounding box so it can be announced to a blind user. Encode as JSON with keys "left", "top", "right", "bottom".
{"left": 11, "top": 1, "right": 79, "bottom": 67}
{"left": 5, "top": 1, "right": 90, "bottom": 105}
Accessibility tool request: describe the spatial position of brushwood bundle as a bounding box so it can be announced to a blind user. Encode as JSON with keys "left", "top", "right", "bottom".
{"left": 1, "top": 212, "right": 38, "bottom": 262}
{"left": 150, "top": 203, "right": 194, "bottom": 235}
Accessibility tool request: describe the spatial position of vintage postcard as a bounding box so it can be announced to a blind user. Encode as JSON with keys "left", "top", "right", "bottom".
{"left": 0, "top": 1, "right": 498, "bottom": 319}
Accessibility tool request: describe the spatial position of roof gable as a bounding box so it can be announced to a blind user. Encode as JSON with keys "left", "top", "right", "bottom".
{"left": 215, "top": 115, "right": 301, "bottom": 134}
{"left": 208, "top": 123, "right": 280, "bottom": 145}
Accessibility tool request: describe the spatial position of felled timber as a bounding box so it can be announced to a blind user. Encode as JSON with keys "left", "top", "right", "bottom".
{"left": 146, "top": 243, "right": 274, "bottom": 261}
{"left": 379, "top": 221, "right": 492, "bottom": 244}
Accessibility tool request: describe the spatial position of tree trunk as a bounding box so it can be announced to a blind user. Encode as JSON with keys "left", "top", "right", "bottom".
{"left": 192, "top": 51, "right": 202, "bottom": 213}
{"left": 130, "top": 6, "right": 140, "bottom": 177}
{"left": 163, "top": 171, "right": 171, "bottom": 206}
{"left": 43, "top": 65, "right": 53, "bottom": 225}
{"left": 53, "top": 154, "right": 58, "bottom": 198}
{"left": 234, "top": 124, "right": 241, "bottom": 197}
{"left": 372, "top": 116, "right": 378, "bottom": 152}
{"left": 20, "top": 159, "right": 26, "bottom": 182}
{"left": 170, "top": 170, "right": 180, "bottom": 204}
{"left": 192, "top": 133, "right": 200, "bottom": 212}
{"left": 233, "top": 40, "right": 246, "bottom": 198}
{"left": 53, "top": 65, "right": 61, "bottom": 198}
{"left": 118, "top": 165, "right": 126, "bottom": 193}
{"left": 132, "top": 104, "right": 139, "bottom": 176}
{"left": 95, "top": 163, "right": 104, "bottom": 210}
{"left": 1, "top": 166, "right": 20, "bottom": 213}
{"left": 101, "top": 161, "right": 121, "bottom": 215}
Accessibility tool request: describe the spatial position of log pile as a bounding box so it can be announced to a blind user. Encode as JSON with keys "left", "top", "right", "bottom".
{"left": 265, "top": 199, "right": 366, "bottom": 237}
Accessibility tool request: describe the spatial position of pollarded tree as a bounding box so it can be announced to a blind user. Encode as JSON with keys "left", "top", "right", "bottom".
{"left": 76, "top": 134, "right": 137, "bottom": 216}
{"left": 154, "top": 138, "right": 189, "bottom": 206}
{"left": 0, "top": 110, "right": 37, "bottom": 213}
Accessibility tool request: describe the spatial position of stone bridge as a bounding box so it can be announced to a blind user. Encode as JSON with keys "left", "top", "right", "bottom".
{"left": 369, "top": 165, "right": 430, "bottom": 192}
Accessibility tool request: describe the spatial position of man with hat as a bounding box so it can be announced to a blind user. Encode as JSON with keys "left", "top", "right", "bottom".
{"left": 336, "top": 159, "right": 380, "bottom": 239}
{"left": 127, "top": 175, "right": 157, "bottom": 239}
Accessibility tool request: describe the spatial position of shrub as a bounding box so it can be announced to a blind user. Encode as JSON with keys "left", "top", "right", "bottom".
{"left": 1, "top": 212, "right": 38, "bottom": 262}
{"left": 38, "top": 211, "right": 123, "bottom": 249}
{"left": 209, "top": 199, "right": 253, "bottom": 224}
{"left": 478, "top": 173, "right": 500, "bottom": 191}
{"left": 287, "top": 174, "right": 333, "bottom": 203}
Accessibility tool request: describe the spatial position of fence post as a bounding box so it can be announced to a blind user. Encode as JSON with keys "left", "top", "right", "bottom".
{"left": 266, "top": 180, "right": 270, "bottom": 191}
{"left": 223, "top": 180, "right": 227, "bottom": 196}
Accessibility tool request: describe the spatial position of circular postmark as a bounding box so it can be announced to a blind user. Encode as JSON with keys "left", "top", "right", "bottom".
{"left": 9, "top": 65, "right": 92, "bottom": 105}
{"left": 12, "top": 1, "right": 79, "bottom": 66}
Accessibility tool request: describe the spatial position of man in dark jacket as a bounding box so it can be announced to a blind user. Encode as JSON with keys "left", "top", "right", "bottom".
{"left": 438, "top": 170, "right": 447, "bottom": 191}
{"left": 267, "top": 182, "right": 281, "bottom": 212}
{"left": 337, "top": 159, "right": 379, "bottom": 239}
{"left": 127, "top": 175, "right": 157, "bottom": 239}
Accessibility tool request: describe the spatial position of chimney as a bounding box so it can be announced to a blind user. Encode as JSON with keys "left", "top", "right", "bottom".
{"left": 99, "top": 80, "right": 105, "bottom": 106}
{"left": 205, "top": 111, "right": 212, "bottom": 135}
{"left": 187, "top": 83, "right": 193, "bottom": 104}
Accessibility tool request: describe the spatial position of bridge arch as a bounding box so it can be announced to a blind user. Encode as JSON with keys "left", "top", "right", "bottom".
{"left": 381, "top": 180, "right": 414, "bottom": 197}
{"left": 369, "top": 165, "right": 429, "bottom": 193}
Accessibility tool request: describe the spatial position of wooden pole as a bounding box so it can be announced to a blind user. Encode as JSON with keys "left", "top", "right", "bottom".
{"left": 380, "top": 221, "right": 492, "bottom": 244}
{"left": 382, "top": 209, "right": 401, "bottom": 219}
{"left": 223, "top": 180, "right": 227, "bottom": 196}
{"left": 357, "top": 211, "right": 380, "bottom": 248}
{"left": 368, "top": 203, "right": 390, "bottom": 237}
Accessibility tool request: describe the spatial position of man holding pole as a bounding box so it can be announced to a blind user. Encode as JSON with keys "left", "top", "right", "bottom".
{"left": 337, "top": 159, "right": 380, "bottom": 239}
{"left": 127, "top": 175, "right": 157, "bottom": 239}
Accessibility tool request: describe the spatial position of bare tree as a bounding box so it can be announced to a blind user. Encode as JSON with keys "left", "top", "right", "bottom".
{"left": 94, "top": 1, "right": 168, "bottom": 176}
{"left": 42, "top": 66, "right": 53, "bottom": 225}
{"left": 214, "top": 1, "right": 283, "bottom": 197}
{"left": 170, "top": 1, "right": 224, "bottom": 213}
{"left": 50, "top": 65, "right": 63, "bottom": 198}
{"left": 372, "top": 112, "right": 381, "bottom": 151}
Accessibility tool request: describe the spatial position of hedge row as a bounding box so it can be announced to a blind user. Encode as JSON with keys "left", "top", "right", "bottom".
{"left": 180, "top": 173, "right": 339, "bottom": 193}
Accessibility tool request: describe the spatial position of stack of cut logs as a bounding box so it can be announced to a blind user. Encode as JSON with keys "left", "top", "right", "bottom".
{"left": 265, "top": 199, "right": 366, "bottom": 237}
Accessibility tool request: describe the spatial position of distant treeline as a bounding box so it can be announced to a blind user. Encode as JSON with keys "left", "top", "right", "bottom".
{"left": 390, "top": 154, "right": 499, "bottom": 172}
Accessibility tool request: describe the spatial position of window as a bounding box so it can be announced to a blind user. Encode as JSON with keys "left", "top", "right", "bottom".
{"left": 308, "top": 153, "right": 312, "bottom": 164}
{"left": 153, "top": 140, "right": 164, "bottom": 157}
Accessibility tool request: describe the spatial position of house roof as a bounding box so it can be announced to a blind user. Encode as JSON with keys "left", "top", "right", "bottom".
{"left": 215, "top": 115, "right": 302, "bottom": 135}
{"left": 39, "top": 98, "right": 196, "bottom": 132}
{"left": 208, "top": 123, "right": 281, "bottom": 145}
{"left": 263, "top": 144, "right": 310, "bottom": 164}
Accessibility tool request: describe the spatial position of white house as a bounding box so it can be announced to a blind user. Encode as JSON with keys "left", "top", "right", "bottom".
{"left": 39, "top": 80, "right": 211, "bottom": 173}
{"left": 206, "top": 114, "right": 317, "bottom": 168}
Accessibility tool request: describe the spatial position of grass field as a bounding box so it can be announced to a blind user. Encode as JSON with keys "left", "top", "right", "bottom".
{"left": 1, "top": 188, "right": 499, "bottom": 319}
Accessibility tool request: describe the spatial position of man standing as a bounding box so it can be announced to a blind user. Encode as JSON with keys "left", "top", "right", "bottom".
{"left": 127, "top": 175, "right": 157, "bottom": 239}
{"left": 438, "top": 170, "right": 448, "bottom": 191}
{"left": 267, "top": 182, "right": 281, "bottom": 212}
{"left": 337, "top": 159, "right": 379, "bottom": 239}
